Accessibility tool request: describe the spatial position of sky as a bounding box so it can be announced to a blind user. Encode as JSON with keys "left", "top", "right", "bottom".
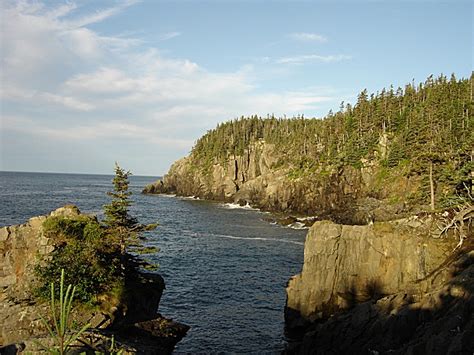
{"left": 0, "top": 0, "right": 472, "bottom": 176}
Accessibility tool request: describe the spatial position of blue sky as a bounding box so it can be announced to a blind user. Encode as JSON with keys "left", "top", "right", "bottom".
{"left": 1, "top": 0, "right": 472, "bottom": 176}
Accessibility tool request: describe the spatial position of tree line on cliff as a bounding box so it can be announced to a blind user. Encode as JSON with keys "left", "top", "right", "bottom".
{"left": 191, "top": 73, "right": 473, "bottom": 210}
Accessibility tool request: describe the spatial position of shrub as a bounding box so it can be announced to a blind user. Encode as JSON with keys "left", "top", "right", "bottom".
{"left": 36, "top": 216, "right": 122, "bottom": 303}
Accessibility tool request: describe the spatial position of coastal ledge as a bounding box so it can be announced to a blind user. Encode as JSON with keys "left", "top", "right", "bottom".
{"left": 284, "top": 217, "right": 474, "bottom": 354}
{"left": 0, "top": 206, "right": 188, "bottom": 354}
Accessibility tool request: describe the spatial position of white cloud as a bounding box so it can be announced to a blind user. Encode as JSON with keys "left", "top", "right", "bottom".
{"left": 0, "top": 0, "right": 140, "bottom": 82}
{"left": 1, "top": 1, "right": 340, "bottom": 115}
{"left": 1, "top": 86, "right": 93, "bottom": 111}
{"left": 65, "top": 68, "right": 144, "bottom": 94}
{"left": 63, "top": 0, "right": 140, "bottom": 29}
{"left": 44, "top": 2, "right": 77, "bottom": 20}
{"left": 288, "top": 32, "right": 327, "bottom": 42}
{"left": 61, "top": 28, "right": 102, "bottom": 59}
{"left": 158, "top": 31, "right": 181, "bottom": 41}
{"left": 276, "top": 54, "right": 352, "bottom": 65}
{"left": 40, "top": 93, "right": 94, "bottom": 111}
{"left": 1, "top": 0, "right": 346, "bottom": 173}
{"left": 3, "top": 115, "right": 193, "bottom": 149}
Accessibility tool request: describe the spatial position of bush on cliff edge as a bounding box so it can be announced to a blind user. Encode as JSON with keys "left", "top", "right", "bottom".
{"left": 34, "top": 163, "right": 158, "bottom": 306}
{"left": 35, "top": 214, "right": 123, "bottom": 303}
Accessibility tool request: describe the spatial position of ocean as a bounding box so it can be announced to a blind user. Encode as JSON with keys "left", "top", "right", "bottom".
{"left": 0, "top": 171, "right": 306, "bottom": 353}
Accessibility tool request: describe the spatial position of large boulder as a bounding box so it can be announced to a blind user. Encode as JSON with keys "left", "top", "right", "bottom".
{"left": 285, "top": 247, "right": 474, "bottom": 354}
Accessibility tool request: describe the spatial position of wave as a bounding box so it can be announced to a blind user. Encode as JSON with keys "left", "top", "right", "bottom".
{"left": 296, "top": 216, "right": 318, "bottom": 222}
{"left": 209, "top": 233, "right": 304, "bottom": 245}
{"left": 221, "top": 202, "right": 259, "bottom": 211}
{"left": 286, "top": 222, "right": 309, "bottom": 230}
{"left": 179, "top": 195, "right": 201, "bottom": 200}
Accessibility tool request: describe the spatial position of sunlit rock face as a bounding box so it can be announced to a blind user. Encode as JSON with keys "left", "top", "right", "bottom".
{"left": 0, "top": 205, "right": 81, "bottom": 296}
{"left": 0, "top": 206, "right": 83, "bottom": 344}
{"left": 285, "top": 219, "right": 454, "bottom": 322}
{"left": 284, "top": 218, "right": 473, "bottom": 354}
{"left": 143, "top": 141, "right": 415, "bottom": 224}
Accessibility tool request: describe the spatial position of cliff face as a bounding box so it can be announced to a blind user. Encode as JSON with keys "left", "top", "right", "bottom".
{"left": 285, "top": 217, "right": 474, "bottom": 354}
{"left": 144, "top": 141, "right": 417, "bottom": 224}
{"left": 144, "top": 76, "right": 473, "bottom": 222}
{"left": 0, "top": 206, "right": 79, "bottom": 343}
{"left": 0, "top": 206, "right": 188, "bottom": 353}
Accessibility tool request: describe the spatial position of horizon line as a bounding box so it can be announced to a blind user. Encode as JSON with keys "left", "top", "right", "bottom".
{"left": 0, "top": 169, "right": 162, "bottom": 178}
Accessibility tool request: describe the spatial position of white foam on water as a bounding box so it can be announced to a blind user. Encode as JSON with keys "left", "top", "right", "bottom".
{"left": 296, "top": 216, "right": 318, "bottom": 222}
{"left": 221, "top": 202, "right": 259, "bottom": 211}
{"left": 179, "top": 195, "right": 201, "bottom": 201}
{"left": 286, "top": 221, "right": 309, "bottom": 230}
{"left": 209, "top": 233, "right": 304, "bottom": 245}
{"left": 159, "top": 194, "right": 176, "bottom": 198}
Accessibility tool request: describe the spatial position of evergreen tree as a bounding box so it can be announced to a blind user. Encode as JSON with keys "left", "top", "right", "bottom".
{"left": 188, "top": 73, "right": 472, "bottom": 210}
{"left": 104, "top": 163, "right": 137, "bottom": 229}
{"left": 104, "top": 163, "right": 156, "bottom": 255}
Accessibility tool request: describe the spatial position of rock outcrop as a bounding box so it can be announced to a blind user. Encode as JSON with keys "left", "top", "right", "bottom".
{"left": 144, "top": 141, "right": 416, "bottom": 224}
{"left": 284, "top": 217, "right": 474, "bottom": 354}
{"left": 0, "top": 206, "right": 84, "bottom": 344}
{"left": 0, "top": 205, "right": 78, "bottom": 301}
{"left": 0, "top": 206, "right": 188, "bottom": 353}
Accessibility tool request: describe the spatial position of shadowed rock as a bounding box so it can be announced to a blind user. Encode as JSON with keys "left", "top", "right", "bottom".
{"left": 284, "top": 217, "right": 473, "bottom": 354}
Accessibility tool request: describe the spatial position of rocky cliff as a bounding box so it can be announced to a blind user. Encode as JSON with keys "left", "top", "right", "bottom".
{"left": 140, "top": 75, "right": 473, "bottom": 353}
{"left": 144, "top": 140, "right": 418, "bottom": 224}
{"left": 0, "top": 206, "right": 188, "bottom": 353}
{"left": 1, "top": 206, "right": 75, "bottom": 344}
{"left": 144, "top": 76, "right": 472, "bottom": 224}
{"left": 284, "top": 216, "right": 474, "bottom": 354}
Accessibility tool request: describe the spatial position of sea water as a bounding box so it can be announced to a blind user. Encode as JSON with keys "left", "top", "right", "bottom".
{"left": 0, "top": 171, "right": 305, "bottom": 353}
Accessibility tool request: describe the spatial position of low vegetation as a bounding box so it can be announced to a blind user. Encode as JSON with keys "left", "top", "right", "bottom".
{"left": 35, "top": 163, "right": 158, "bottom": 307}
{"left": 36, "top": 269, "right": 91, "bottom": 354}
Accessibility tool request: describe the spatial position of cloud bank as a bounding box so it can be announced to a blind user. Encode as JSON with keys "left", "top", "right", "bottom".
{"left": 1, "top": 0, "right": 346, "bottom": 174}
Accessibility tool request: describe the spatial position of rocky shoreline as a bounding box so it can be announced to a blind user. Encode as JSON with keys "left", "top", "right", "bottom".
{"left": 142, "top": 78, "right": 474, "bottom": 353}
{"left": 142, "top": 141, "right": 422, "bottom": 226}
{"left": 4, "top": 199, "right": 470, "bottom": 353}
{"left": 0, "top": 206, "right": 188, "bottom": 354}
{"left": 145, "top": 179, "right": 473, "bottom": 354}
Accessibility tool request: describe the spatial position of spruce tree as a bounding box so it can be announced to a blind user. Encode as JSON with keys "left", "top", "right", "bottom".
{"left": 104, "top": 163, "right": 137, "bottom": 230}
{"left": 104, "top": 163, "right": 157, "bottom": 256}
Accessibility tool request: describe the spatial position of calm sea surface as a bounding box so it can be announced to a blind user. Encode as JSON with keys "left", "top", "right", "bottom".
{"left": 0, "top": 171, "right": 306, "bottom": 353}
